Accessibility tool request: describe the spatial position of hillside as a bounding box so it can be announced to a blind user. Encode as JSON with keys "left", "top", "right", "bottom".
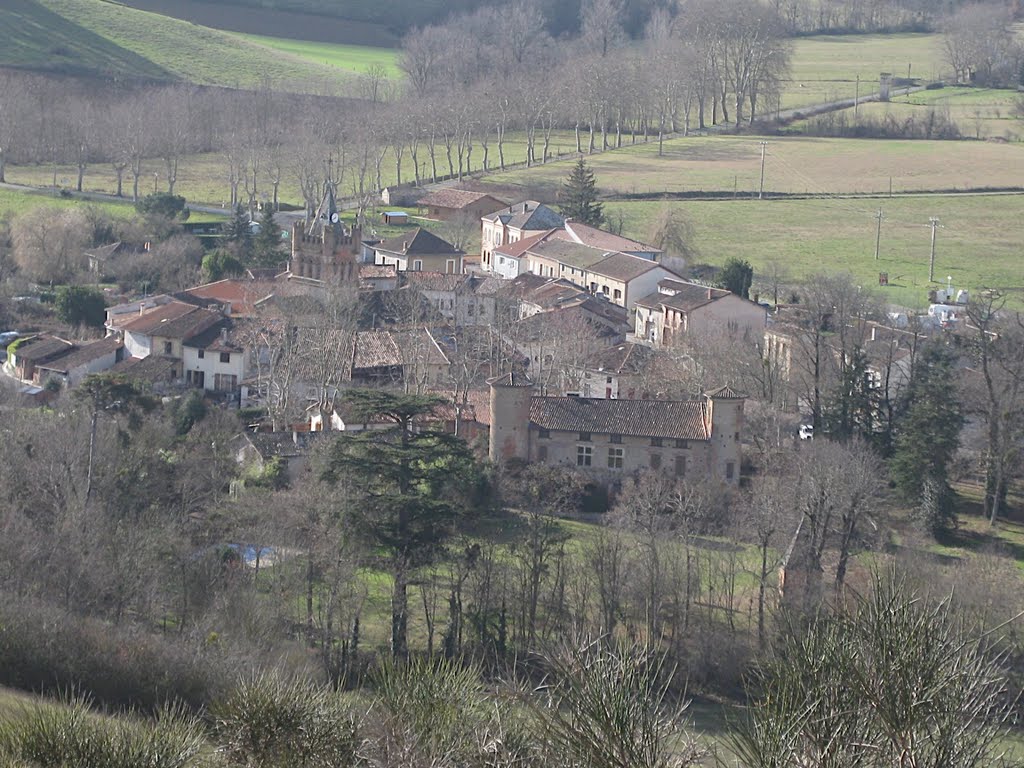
{"left": 0, "top": 0, "right": 171, "bottom": 79}
{"left": 0, "top": 0, "right": 367, "bottom": 90}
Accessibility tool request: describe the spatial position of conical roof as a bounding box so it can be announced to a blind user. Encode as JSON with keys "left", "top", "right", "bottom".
{"left": 487, "top": 371, "right": 534, "bottom": 388}
{"left": 306, "top": 183, "right": 342, "bottom": 238}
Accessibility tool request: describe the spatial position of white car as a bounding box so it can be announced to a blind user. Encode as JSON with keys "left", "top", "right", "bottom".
{"left": 798, "top": 424, "right": 814, "bottom": 440}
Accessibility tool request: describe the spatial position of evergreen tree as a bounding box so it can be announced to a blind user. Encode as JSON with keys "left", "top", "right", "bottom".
{"left": 560, "top": 157, "right": 604, "bottom": 226}
{"left": 822, "top": 346, "right": 875, "bottom": 443}
{"left": 321, "top": 389, "right": 489, "bottom": 660}
{"left": 201, "top": 250, "right": 244, "bottom": 282}
{"left": 253, "top": 205, "right": 283, "bottom": 268}
{"left": 55, "top": 285, "right": 106, "bottom": 328}
{"left": 222, "top": 203, "right": 253, "bottom": 262}
{"left": 890, "top": 341, "right": 962, "bottom": 537}
{"left": 718, "top": 257, "right": 754, "bottom": 299}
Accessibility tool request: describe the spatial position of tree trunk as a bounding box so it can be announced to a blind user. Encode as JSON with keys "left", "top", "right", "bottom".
{"left": 392, "top": 557, "right": 409, "bottom": 659}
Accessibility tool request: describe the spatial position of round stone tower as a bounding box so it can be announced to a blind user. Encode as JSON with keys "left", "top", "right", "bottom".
{"left": 488, "top": 371, "right": 534, "bottom": 463}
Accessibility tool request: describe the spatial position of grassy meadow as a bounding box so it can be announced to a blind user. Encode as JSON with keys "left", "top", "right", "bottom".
{"left": 482, "top": 134, "right": 1024, "bottom": 197}
{"left": 601, "top": 194, "right": 1024, "bottom": 308}
{"left": 231, "top": 33, "right": 401, "bottom": 78}
{"left": 3, "top": 0, "right": 359, "bottom": 92}
{"left": 836, "top": 86, "right": 1024, "bottom": 141}
{"left": 783, "top": 32, "right": 946, "bottom": 110}
{"left": 0, "top": 187, "right": 138, "bottom": 219}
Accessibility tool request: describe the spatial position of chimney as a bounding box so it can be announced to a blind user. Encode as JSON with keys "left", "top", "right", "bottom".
{"left": 220, "top": 327, "right": 229, "bottom": 343}
{"left": 870, "top": 325, "right": 877, "bottom": 342}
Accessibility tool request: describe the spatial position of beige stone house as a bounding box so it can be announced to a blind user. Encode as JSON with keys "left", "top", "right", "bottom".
{"left": 488, "top": 372, "right": 744, "bottom": 485}
{"left": 635, "top": 279, "right": 767, "bottom": 347}
{"left": 480, "top": 201, "right": 564, "bottom": 271}
{"left": 374, "top": 228, "right": 465, "bottom": 274}
{"left": 418, "top": 188, "right": 506, "bottom": 221}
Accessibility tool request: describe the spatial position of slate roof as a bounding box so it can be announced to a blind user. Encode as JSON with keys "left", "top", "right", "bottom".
{"left": 306, "top": 184, "right": 343, "bottom": 238}
{"left": 35, "top": 336, "right": 122, "bottom": 373}
{"left": 589, "top": 252, "right": 661, "bottom": 282}
{"left": 418, "top": 188, "right": 505, "bottom": 211}
{"left": 376, "top": 228, "right": 464, "bottom": 257}
{"left": 483, "top": 201, "right": 564, "bottom": 232}
{"left": 515, "top": 306, "right": 624, "bottom": 343}
{"left": 530, "top": 397, "right": 709, "bottom": 441}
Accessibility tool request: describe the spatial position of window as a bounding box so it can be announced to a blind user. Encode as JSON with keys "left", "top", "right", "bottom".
{"left": 538, "top": 428, "right": 550, "bottom": 439}
{"left": 498, "top": 256, "right": 505, "bottom": 265}
{"left": 537, "top": 445, "right": 548, "bottom": 461}
{"left": 467, "top": 303, "right": 475, "bottom": 316}
{"left": 213, "top": 373, "right": 238, "bottom": 392}
{"left": 606, "top": 376, "right": 613, "bottom": 384}
{"left": 577, "top": 445, "right": 592, "bottom": 467}
{"left": 607, "top": 447, "right": 624, "bottom": 469}
{"left": 650, "top": 453, "right": 662, "bottom": 470}
{"left": 650, "top": 437, "right": 663, "bottom": 447}
{"left": 578, "top": 432, "right": 591, "bottom": 442}
{"left": 163, "top": 341, "right": 172, "bottom": 355}
{"left": 613, "top": 289, "right": 622, "bottom": 301}
{"left": 219, "top": 352, "right": 231, "bottom": 364}
{"left": 735, "top": 432, "right": 740, "bottom": 441}
{"left": 197, "top": 349, "right": 205, "bottom": 359}
{"left": 446, "top": 259, "right": 456, "bottom": 273}
{"left": 726, "top": 461, "right": 735, "bottom": 480}
{"left": 675, "top": 455, "right": 687, "bottom": 476}
{"left": 675, "top": 439, "right": 689, "bottom": 449}
{"left": 609, "top": 434, "right": 622, "bottom": 444}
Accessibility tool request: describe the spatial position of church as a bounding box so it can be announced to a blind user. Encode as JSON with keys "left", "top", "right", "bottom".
{"left": 289, "top": 183, "right": 361, "bottom": 283}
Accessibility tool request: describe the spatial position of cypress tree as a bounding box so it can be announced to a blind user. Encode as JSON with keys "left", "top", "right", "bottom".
{"left": 890, "top": 341, "right": 962, "bottom": 537}
{"left": 253, "top": 205, "right": 284, "bottom": 267}
{"left": 560, "top": 158, "right": 604, "bottom": 226}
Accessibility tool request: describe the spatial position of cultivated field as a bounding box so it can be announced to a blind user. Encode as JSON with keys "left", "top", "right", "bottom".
{"left": 600, "top": 194, "right": 1024, "bottom": 309}
{"left": 782, "top": 32, "right": 947, "bottom": 110}
{"left": 482, "top": 134, "right": 1024, "bottom": 197}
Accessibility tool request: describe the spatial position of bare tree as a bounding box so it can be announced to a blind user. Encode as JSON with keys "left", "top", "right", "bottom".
{"left": 11, "top": 206, "right": 88, "bottom": 284}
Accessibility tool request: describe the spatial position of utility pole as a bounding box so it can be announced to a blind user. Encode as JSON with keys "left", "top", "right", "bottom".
{"left": 758, "top": 141, "right": 768, "bottom": 200}
{"left": 874, "top": 208, "right": 883, "bottom": 260}
{"left": 928, "top": 216, "right": 940, "bottom": 281}
{"left": 855, "top": 75, "right": 860, "bottom": 120}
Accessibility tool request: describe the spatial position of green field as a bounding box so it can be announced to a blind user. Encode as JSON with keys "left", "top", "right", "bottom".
{"left": 481, "top": 134, "right": 1024, "bottom": 197}
{"left": 600, "top": 194, "right": 1023, "bottom": 308}
{"left": 833, "top": 86, "right": 1024, "bottom": 141}
{"left": 782, "top": 32, "right": 946, "bottom": 111}
{"left": 231, "top": 33, "right": 401, "bottom": 78}
{"left": 0, "top": 187, "right": 138, "bottom": 219}
{"left": 0, "top": 0, "right": 359, "bottom": 91}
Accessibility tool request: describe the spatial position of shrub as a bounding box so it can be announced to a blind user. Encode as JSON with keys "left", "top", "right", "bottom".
{"left": 54, "top": 286, "right": 106, "bottom": 328}
{"left": 213, "top": 674, "right": 357, "bottom": 768}
{"left": 0, "top": 694, "right": 206, "bottom": 768}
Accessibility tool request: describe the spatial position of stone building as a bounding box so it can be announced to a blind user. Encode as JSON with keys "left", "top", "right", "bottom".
{"left": 289, "top": 185, "right": 361, "bottom": 283}
{"left": 487, "top": 373, "right": 744, "bottom": 485}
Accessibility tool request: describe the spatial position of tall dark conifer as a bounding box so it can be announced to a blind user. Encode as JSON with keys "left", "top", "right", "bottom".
{"left": 561, "top": 157, "right": 604, "bottom": 226}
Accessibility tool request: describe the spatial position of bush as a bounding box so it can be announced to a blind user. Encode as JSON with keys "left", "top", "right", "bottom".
{"left": 0, "top": 599, "right": 229, "bottom": 711}
{"left": 54, "top": 286, "right": 106, "bottom": 328}
{"left": 0, "top": 695, "right": 206, "bottom": 768}
{"left": 213, "top": 674, "right": 357, "bottom": 768}
{"left": 135, "top": 193, "right": 190, "bottom": 221}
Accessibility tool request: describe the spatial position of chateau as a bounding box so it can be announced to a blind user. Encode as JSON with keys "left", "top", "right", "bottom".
{"left": 487, "top": 372, "right": 744, "bottom": 485}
